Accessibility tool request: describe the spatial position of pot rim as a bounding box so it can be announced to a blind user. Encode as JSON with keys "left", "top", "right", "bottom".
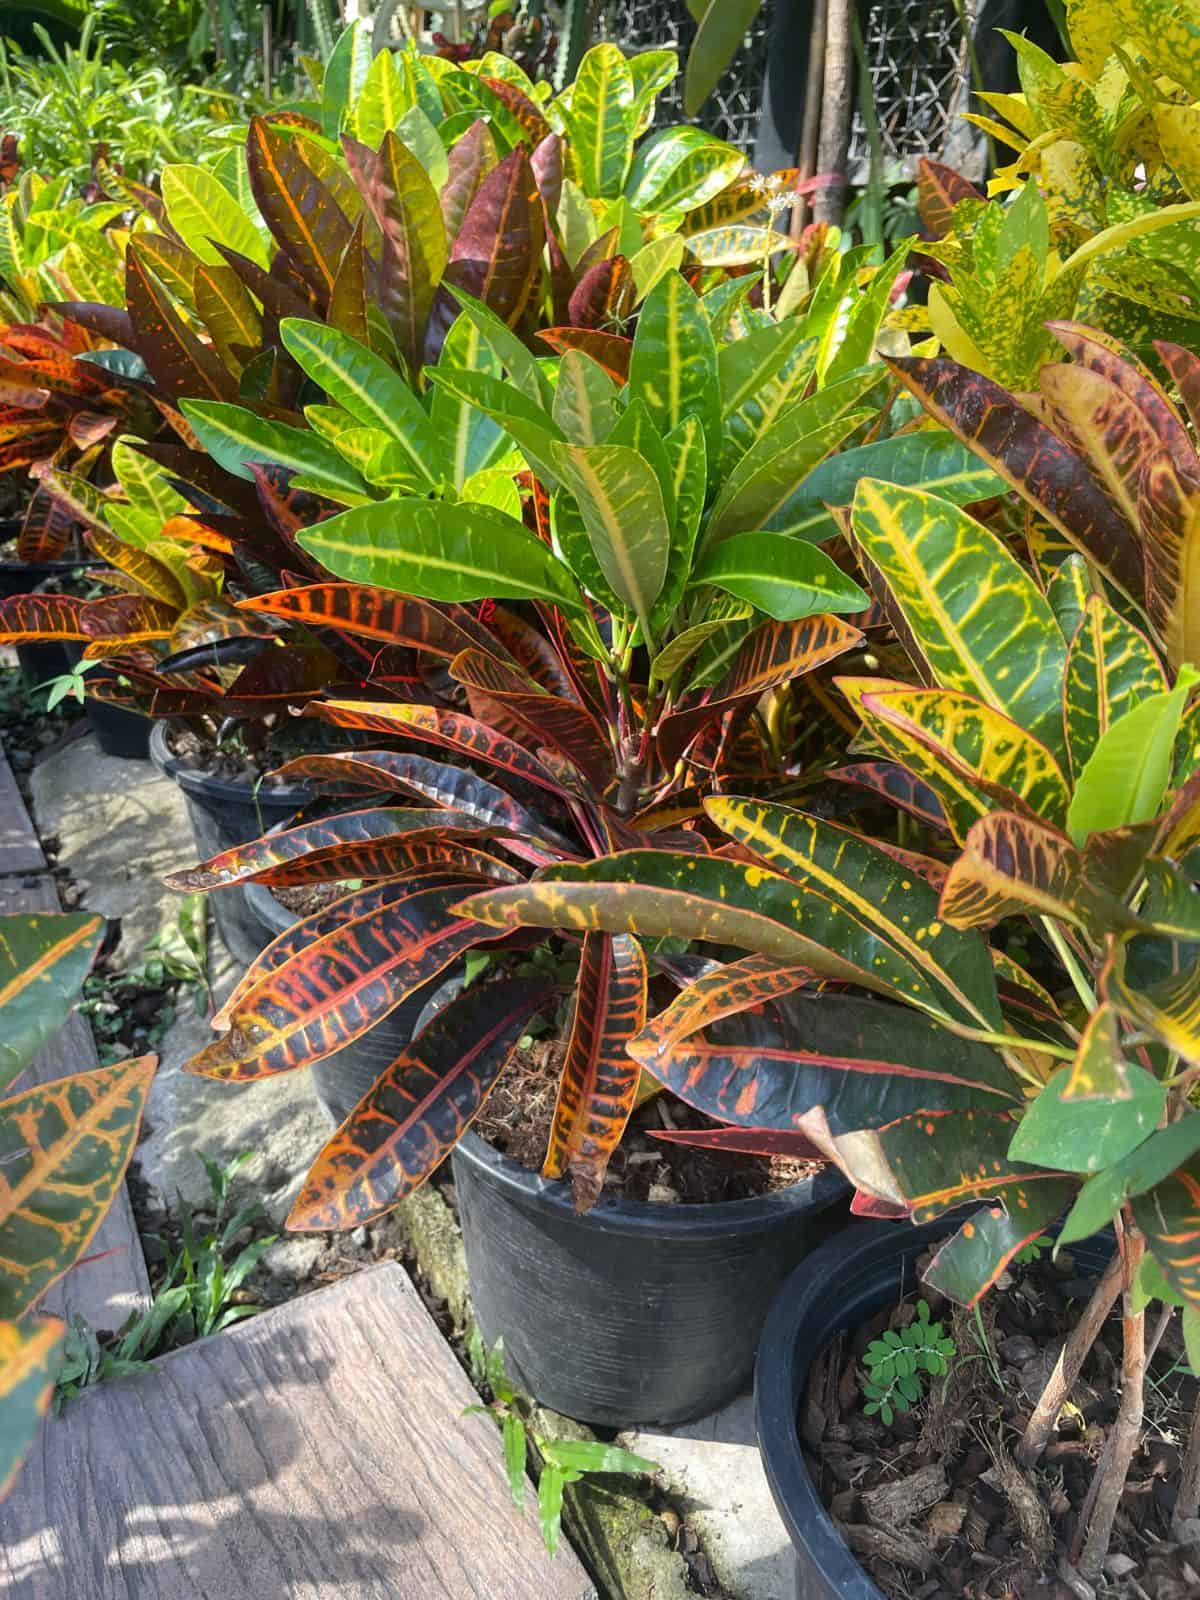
{"left": 454, "top": 1127, "right": 848, "bottom": 1238}
{"left": 149, "top": 718, "right": 311, "bottom": 807}
{"left": 754, "top": 1219, "right": 1116, "bottom": 1598}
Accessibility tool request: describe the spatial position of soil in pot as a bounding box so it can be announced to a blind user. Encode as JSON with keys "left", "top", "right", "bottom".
{"left": 151, "top": 722, "right": 312, "bottom": 966}
{"left": 473, "top": 1035, "right": 820, "bottom": 1203}
{"left": 801, "top": 1243, "right": 1199, "bottom": 1599}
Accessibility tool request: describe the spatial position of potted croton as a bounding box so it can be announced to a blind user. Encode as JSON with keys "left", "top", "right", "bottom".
{"left": 152, "top": 193, "right": 999, "bottom": 1424}
{"left": 478, "top": 326, "right": 1200, "bottom": 1592}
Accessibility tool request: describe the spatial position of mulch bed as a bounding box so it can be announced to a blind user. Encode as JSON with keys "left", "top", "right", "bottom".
{"left": 804, "top": 1247, "right": 1200, "bottom": 1598}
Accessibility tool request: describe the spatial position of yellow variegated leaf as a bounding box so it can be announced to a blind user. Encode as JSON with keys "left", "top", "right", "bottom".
{"left": 851, "top": 480, "right": 1068, "bottom": 757}
{"left": 1064, "top": 594, "right": 1169, "bottom": 776}
{"left": 0, "top": 1316, "right": 65, "bottom": 1497}
{"left": 841, "top": 680, "right": 1072, "bottom": 841}
{"left": 1108, "top": 933, "right": 1200, "bottom": 1065}
{"left": 1153, "top": 102, "right": 1200, "bottom": 199}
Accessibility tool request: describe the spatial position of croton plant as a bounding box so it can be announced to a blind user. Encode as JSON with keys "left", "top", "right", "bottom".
{"left": 449, "top": 323, "right": 1200, "bottom": 1582}
{"left": 165, "top": 267, "right": 995, "bottom": 1210}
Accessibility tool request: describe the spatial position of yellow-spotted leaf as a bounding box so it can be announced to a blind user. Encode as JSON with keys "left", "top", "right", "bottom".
{"left": 558, "top": 44, "right": 635, "bottom": 200}
{"left": 850, "top": 479, "right": 1068, "bottom": 757}
{"left": 0, "top": 1054, "right": 157, "bottom": 1319}
{"left": 1064, "top": 594, "right": 1169, "bottom": 776}
{"left": 627, "top": 270, "right": 721, "bottom": 465}
{"left": 705, "top": 798, "right": 1002, "bottom": 1031}
{"left": 843, "top": 682, "right": 1072, "bottom": 840}
{"left": 0, "top": 1316, "right": 65, "bottom": 1498}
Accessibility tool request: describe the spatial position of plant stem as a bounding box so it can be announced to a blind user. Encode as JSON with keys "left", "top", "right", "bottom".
{"left": 1040, "top": 917, "right": 1098, "bottom": 1013}
{"left": 1077, "top": 1230, "right": 1146, "bottom": 1584}
{"left": 1016, "top": 1251, "right": 1122, "bottom": 1468}
{"left": 1172, "top": 1388, "right": 1200, "bottom": 1536}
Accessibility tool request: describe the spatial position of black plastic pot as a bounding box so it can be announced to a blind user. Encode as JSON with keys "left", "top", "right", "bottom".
{"left": 15, "top": 638, "right": 74, "bottom": 688}
{"left": 48, "top": 641, "right": 151, "bottom": 759}
{"left": 150, "top": 721, "right": 310, "bottom": 966}
{"left": 243, "top": 881, "right": 455, "bottom": 1126}
{"left": 0, "top": 556, "right": 93, "bottom": 603}
{"left": 453, "top": 1131, "right": 849, "bottom": 1428}
{"left": 755, "top": 1220, "right": 1113, "bottom": 1599}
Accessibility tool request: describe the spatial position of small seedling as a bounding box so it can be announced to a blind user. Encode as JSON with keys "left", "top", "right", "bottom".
{"left": 1014, "top": 1234, "right": 1052, "bottom": 1266}
{"left": 37, "top": 655, "right": 98, "bottom": 711}
{"left": 465, "top": 1333, "right": 659, "bottom": 1556}
{"left": 54, "top": 1153, "right": 275, "bottom": 1407}
{"left": 861, "top": 1300, "right": 956, "bottom": 1425}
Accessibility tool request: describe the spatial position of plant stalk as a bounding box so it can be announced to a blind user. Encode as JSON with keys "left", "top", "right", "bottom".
{"left": 1040, "top": 917, "right": 1098, "bottom": 1012}
{"left": 1076, "top": 1230, "right": 1146, "bottom": 1584}
{"left": 1016, "top": 1251, "right": 1122, "bottom": 1468}
{"left": 791, "top": 0, "right": 828, "bottom": 238}
{"left": 813, "top": 0, "right": 854, "bottom": 227}
{"left": 1172, "top": 1388, "right": 1200, "bottom": 1536}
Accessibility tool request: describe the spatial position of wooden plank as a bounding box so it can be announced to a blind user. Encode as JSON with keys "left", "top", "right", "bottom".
{"left": 0, "top": 872, "right": 151, "bottom": 1332}
{"left": 0, "top": 741, "right": 44, "bottom": 875}
{"left": 0, "top": 1263, "right": 598, "bottom": 1600}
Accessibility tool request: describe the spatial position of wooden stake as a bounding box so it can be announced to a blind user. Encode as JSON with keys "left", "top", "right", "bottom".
{"left": 813, "top": 0, "right": 854, "bottom": 227}
{"left": 791, "top": 0, "right": 829, "bottom": 239}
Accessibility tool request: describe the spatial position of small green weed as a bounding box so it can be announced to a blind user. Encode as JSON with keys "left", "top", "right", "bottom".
{"left": 465, "top": 1333, "right": 658, "bottom": 1555}
{"left": 54, "top": 1152, "right": 276, "bottom": 1408}
{"left": 80, "top": 896, "right": 209, "bottom": 1064}
{"left": 861, "top": 1300, "right": 957, "bottom": 1426}
{"left": 37, "top": 656, "right": 99, "bottom": 712}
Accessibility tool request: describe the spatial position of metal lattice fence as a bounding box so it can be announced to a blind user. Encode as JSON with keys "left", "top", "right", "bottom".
{"left": 596, "top": 0, "right": 775, "bottom": 154}
{"left": 846, "top": 0, "right": 975, "bottom": 178}
{"left": 594, "top": 0, "right": 974, "bottom": 176}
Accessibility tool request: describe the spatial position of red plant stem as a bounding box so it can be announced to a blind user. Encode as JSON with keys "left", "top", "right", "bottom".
{"left": 1077, "top": 1230, "right": 1147, "bottom": 1585}
{"left": 1016, "top": 1251, "right": 1122, "bottom": 1469}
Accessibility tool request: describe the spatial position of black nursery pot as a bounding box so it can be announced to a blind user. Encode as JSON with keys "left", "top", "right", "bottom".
{"left": 150, "top": 721, "right": 310, "bottom": 966}
{"left": 755, "top": 1220, "right": 1113, "bottom": 1599}
{"left": 452, "top": 1131, "right": 848, "bottom": 1428}
{"left": 243, "top": 880, "right": 453, "bottom": 1127}
{"left": 0, "top": 556, "right": 91, "bottom": 602}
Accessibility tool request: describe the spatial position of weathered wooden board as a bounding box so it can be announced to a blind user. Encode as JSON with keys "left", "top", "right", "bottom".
{"left": 0, "top": 1263, "right": 598, "bottom": 1600}
{"left": 0, "top": 872, "right": 151, "bottom": 1332}
{"left": 0, "top": 742, "right": 45, "bottom": 875}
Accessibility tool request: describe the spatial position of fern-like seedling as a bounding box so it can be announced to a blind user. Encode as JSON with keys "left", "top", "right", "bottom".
{"left": 861, "top": 1300, "right": 956, "bottom": 1426}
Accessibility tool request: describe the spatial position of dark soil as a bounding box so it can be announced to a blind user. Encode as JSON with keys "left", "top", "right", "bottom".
{"left": 805, "top": 1247, "right": 1200, "bottom": 1599}
{"left": 473, "top": 1037, "right": 820, "bottom": 1204}
{"left": 271, "top": 881, "right": 353, "bottom": 917}
{"left": 165, "top": 721, "right": 307, "bottom": 787}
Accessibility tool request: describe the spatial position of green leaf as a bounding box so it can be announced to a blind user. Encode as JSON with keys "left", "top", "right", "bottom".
{"left": 690, "top": 531, "right": 868, "bottom": 621}
{"left": 280, "top": 319, "right": 440, "bottom": 487}
{"left": 553, "top": 443, "right": 671, "bottom": 632}
{"left": 558, "top": 44, "right": 635, "bottom": 199}
{"left": 650, "top": 609, "right": 753, "bottom": 682}
{"left": 179, "top": 400, "right": 369, "bottom": 499}
{"left": 552, "top": 349, "right": 618, "bottom": 445}
{"left": 160, "top": 164, "right": 270, "bottom": 271}
{"left": 1058, "top": 1112, "right": 1200, "bottom": 1246}
{"left": 624, "top": 125, "right": 743, "bottom": 215}
{"left": 1185, "top": 1306, "right": 1200, "bottom": 1374}
{"left": 502, "top": 1412, "right": 526, "bottom": 1511}
{"left": 706, "top": 411, "right": 872, "bottom": 541}
{"left": 448, "top": 287, "right": 551, "bottom": 407}
{"left": 767, "top": 430, "right": 1006, "bottom": 543}
{"left": 296, "top": 498, "right": 590, "bottom": 621}
{"left": 541, "top": 1439, "right": 659, "bottom": 1477}
{"left": 430, "top": 313, "right": 508, "bottom": 489}
{"left": 0, "top": 912, "right": 104, "bottom": 1093}
{"left": 538, "top": 1463, "right": 565, "bottom": 1556}
{"left": 322, "top": 19, "right": 373, "bottom": 137}
{"left": 1132, "top": 1250, "right": 1181, "bottom": 1315}
{"left": 1009, "top": 1060, "right": 1167, "bottom": 1174}
{"left": 628, "top": 271, "right": 721, "bottom": 466}
{"left": 821, "top": 245, "right": 916, "bottom": 385}
{"left": 1067, "top": 668, "right": 1199, "bottom": 844}
{"left": 923, "top": 1182, "right": 1076, "bottom": 1306}
{"left": 683, "top": 0, "right": 762, "bottom": 116}
{"left": 850, "top": 479, "right": 1068, "bottom": 756}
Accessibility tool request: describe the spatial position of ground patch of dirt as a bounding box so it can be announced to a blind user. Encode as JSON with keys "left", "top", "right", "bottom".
{"left": 804, "top": 1247, "right": 1200, "bottom": 1598}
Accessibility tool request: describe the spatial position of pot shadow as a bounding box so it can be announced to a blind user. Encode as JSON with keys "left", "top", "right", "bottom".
{"left": 0, "top": 1320, "right": 430, "bottom": 1599}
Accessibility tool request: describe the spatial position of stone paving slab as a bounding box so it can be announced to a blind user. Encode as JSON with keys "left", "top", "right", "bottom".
{"left": 1, "top": 1263, "right": 597, "bottom": 1600}
{"left": 619, "top": 1392, "right": 793, "bottom": 1600}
